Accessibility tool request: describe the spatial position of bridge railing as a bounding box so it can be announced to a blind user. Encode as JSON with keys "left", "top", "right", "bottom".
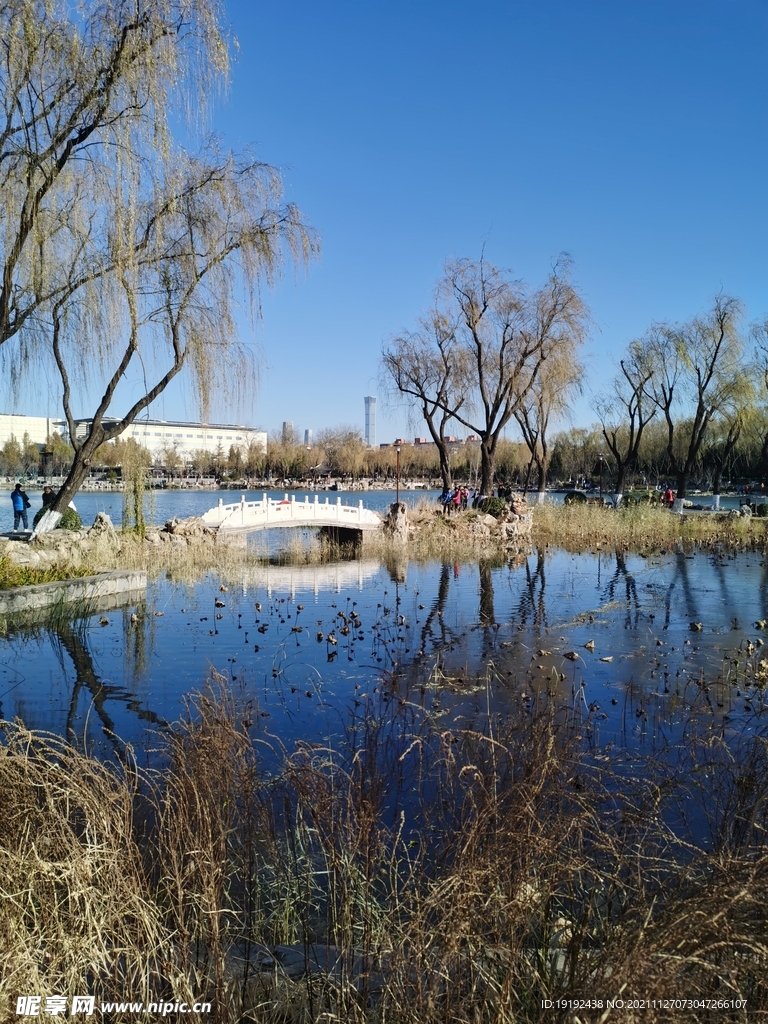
{"left": 201, "top": 493, "right": 380, "bottom": 531}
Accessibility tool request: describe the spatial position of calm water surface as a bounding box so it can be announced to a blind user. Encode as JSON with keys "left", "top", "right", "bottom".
{"left": 9, "top": 486, "right": 754, "bottom": 531}
{"left": 2, "top": 545, "right": 767, "bottom": 767}
{"left": 17, "top": 488, "right": 440, "bottom": 528}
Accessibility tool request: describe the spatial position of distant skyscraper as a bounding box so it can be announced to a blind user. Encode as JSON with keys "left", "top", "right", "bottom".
{"left": 304, "top": 428, "right": 313, "bottom": 446}
{"left": 282, "top": 421, "right": 294, "bottom": 443}
{"left": 364, "top": 396, "right": 377, "bottom": 447}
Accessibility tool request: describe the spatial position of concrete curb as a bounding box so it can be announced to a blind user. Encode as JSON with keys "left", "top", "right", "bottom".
{"left": 0, "top": 570, "right": 147, "bottom": 615}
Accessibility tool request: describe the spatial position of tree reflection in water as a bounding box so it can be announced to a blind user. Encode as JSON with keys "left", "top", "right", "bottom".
{"left": 417, "top": 562, "right": 460, "bottom": 655}
{"left": 3, "top": 546, "right": 766, "bottom": 768}
{"left": 478, "top": 556, "right": 505, "bottom": 653}
{"left": 516, "top": 549, "right": 547, "bottom": 634}
{"left": 45, "top": 605, "right": 166, "bottom": 758}
{"left": 602, "top": 550, "right": 642, "bottom": 629}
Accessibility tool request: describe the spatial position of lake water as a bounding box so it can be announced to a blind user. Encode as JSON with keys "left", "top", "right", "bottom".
{"left": 14, "top": 487, "right": 441, "bottom": 530}
{"left": 7, "top": 485, "right": 755, "bottom": 532}
{"left": 3, "top": 541, "right": 767, "bottom": 773}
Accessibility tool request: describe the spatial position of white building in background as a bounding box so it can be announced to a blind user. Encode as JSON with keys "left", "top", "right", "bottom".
{"left": 0, "top": 413, "right": 65, "bottom": 447}
{"left": 71, "top": 418, "right": 267, "bottom": 460}
{"left": 364, "top": 396, "right": 377, "bottom": 447}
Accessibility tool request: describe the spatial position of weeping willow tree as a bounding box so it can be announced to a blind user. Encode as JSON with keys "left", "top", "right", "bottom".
{"left": 0, "top": 0, "right": 317, "bottom": 518}
{"left": 119, "top": 439, "right": 153, "bottom": 536}
{"left": 638, "top": 295, "right": 747, "bottom": 511}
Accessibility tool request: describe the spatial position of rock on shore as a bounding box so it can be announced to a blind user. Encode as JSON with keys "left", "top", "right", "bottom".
{"left": 144, "top": 516, "right": 218, "bottom": 547}
{"left": 1, "top": 512, "right": 119, "bottom": 567}
{"left": 384, "top": 497, "right": 533, "bottom": 547}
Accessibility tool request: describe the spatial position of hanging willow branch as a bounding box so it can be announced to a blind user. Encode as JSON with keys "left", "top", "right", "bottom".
{"left": 0, "top": 1, "right": 318, "bottom": 514}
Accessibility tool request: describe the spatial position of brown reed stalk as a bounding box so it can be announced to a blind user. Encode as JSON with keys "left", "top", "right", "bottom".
{"left": 1, "top": 673, "right": 767, "bottom": 1022}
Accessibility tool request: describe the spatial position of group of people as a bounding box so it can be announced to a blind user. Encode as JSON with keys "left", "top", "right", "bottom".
{"left": 439, "top": 483, "right": 517, "bottom": 513}
{"left": 438, "top": 487, "right": 480, "bottom": 513}
{"left": 9, "top": 482, "right": 55, "bottom": 532}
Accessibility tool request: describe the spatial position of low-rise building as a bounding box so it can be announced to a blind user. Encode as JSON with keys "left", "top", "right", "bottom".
{"left": 71, "top": 418, "right": 267, "bottom": 459}
{"left": 0, "top": 413, "right": 66, "bottom": 447}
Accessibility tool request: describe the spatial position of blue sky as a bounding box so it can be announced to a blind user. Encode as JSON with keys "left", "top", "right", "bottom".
{"left": 25, "top": 1, "right": 768, "bottom": 443}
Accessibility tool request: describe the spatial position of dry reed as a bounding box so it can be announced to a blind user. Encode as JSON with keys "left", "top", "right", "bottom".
{"left": 1, "top": 671, "right": 767, "bottom": 1022}
{"left": 532, "top": 501, "right": 767, "bottom": 553}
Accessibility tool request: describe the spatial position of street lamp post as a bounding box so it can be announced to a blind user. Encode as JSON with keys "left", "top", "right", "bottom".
{"left": 396, "top": 446, "right": 401, "bottom": 504}
{"left": 599, "top": 455, "right": 604, "bottom": 499}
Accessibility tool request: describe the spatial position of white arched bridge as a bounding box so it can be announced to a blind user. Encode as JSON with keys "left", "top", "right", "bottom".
{"left": 201, "top": 493, "right": 383, "bottom": 536}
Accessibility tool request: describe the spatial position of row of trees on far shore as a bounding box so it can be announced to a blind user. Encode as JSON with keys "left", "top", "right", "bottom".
{"left": 12, "top": 410, "right": 768, "bottom": 496}
{"left": 381, "top": 259, "right": 768, "bottom": 507}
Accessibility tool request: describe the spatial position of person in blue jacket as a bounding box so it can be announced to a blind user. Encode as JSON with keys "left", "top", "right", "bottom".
{"left": 11, "top": 481, "right": 30, "bottom": 531}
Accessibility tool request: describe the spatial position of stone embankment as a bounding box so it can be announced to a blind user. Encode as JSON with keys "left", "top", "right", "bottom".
{"left": 0, "top": 570, "right": 146, "bottom": 617}
{"left": 0, "top": 513, "right": 226, "bottom": 568}
{"left": 1, "top": 511, "right": 119, "bottom": 567}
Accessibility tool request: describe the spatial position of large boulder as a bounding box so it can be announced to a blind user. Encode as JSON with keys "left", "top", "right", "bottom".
{"left": 88, "top": 511, "right": 116, "bottom": 539}
{"left": 31, "top": 529, "right": 86, "bottom": 552}
{"left": 164, "top": 516, "right": 215, "bottom": 539}
{"left": 467, "top": 516, "right": 493, "bottom": 540}
{"left": 383, "top": 502, "right": 409, "bottom": 542}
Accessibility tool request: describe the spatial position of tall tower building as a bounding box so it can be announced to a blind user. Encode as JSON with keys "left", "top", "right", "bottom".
{"left": 304, "top": 428, "right": 313, "bottom": 446}
{"left": 364, "top": 396, "right": 377, "bottom": 448}
{"left": 282, "top": 421, "right": 294, "bottom": 443}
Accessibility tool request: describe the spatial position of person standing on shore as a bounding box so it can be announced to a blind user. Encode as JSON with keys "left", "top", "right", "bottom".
{"left": 11, "top": 481, "right": 31, "bottom": 531}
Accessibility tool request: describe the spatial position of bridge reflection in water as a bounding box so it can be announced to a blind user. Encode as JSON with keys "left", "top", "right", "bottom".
{"left": 202, "top": 493, "right": 383, "bottom": 535}
{"left": 238, "top": 559, "right": 383, "bottom": 598}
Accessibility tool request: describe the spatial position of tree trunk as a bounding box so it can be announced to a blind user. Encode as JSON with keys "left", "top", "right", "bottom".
{"left": 438, "top": 444, "right": 452, "bottom": 493}
{"left": 675, "top": 471, "right": 688, "bottom": 502}
{"left": 611, "top": 463, "right": 627, "bottom": 508}
{"left": 533, "top": 458, "right": 547, "bottom": 504}
{"left": 672, "top": 471, "right": 688, "bottom": 513}
{"left": 51, "top": 430, "right": 105, "bottom": 515}
{"left": 521, "top": 458, "right": 534, "bottom": 497}
{"left": 712, "top": 463, "right": 723, "bottom": 498}
{"left": 535, "top": 459, "right": 546, "bottom": 495}
{"left": 479, "top": 442, "right": 496, "bottom": 497}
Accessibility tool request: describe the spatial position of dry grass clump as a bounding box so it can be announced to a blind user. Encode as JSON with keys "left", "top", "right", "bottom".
{"left": 0, "top": 554, "right": 93, "bottom": 589}
{"left": 78, "top": 531, "right": 264, "bottom": 584}
{"left": 81, "top": 527, "right": 372, "bottom": 583}
{"left": 1, "top": 681, "right": 768, "bottom": 1022}
{"left": 533, "top": 500, "right": 767, "bottom": 552}
{"left": 0, "top": 726, "right": 162, "bottom": 1014}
